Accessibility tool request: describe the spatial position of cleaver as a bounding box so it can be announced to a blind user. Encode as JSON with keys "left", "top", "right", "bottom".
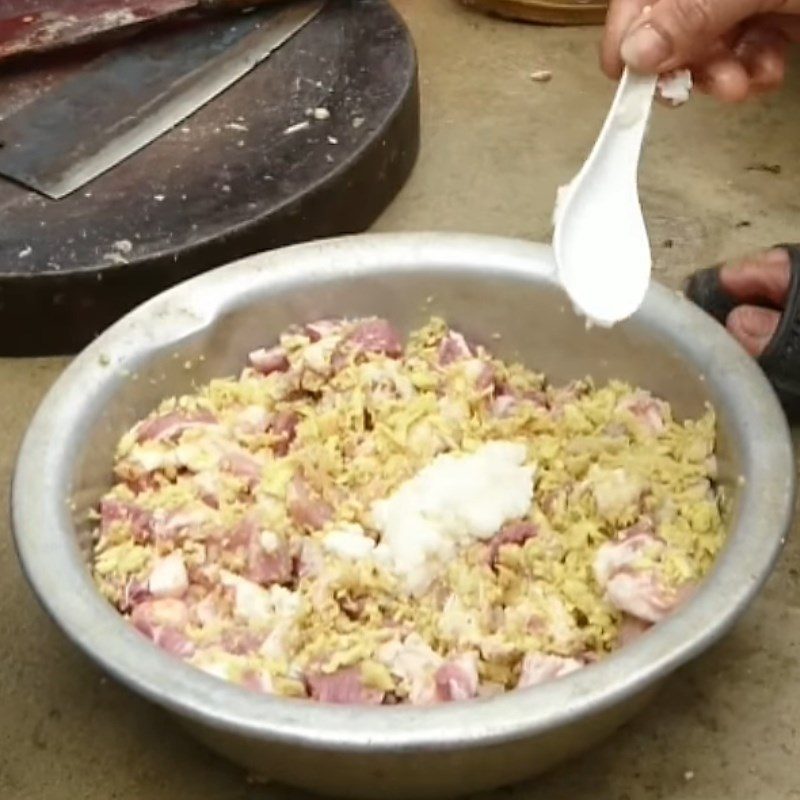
{"left": 0, "top": 0, "right": 324, "bottom": 199}
{"left": 0, "top": 1, "right": 289, "bottom": 63}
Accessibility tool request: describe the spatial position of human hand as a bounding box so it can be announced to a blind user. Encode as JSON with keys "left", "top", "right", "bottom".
{"left": 601, "top": 0, "right": 800, "bottom": 102}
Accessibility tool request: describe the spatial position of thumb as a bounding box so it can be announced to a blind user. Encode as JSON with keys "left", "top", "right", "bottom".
{"left": 620, "top": 0, "right": 782, "bottom": 72}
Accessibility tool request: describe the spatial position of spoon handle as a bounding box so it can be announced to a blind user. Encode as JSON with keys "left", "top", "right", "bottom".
{"left": 552, "top": 68, "right": 658, "bottom": 326}
{"left": 581, "top": 68, "right": 658, "bottom": 184}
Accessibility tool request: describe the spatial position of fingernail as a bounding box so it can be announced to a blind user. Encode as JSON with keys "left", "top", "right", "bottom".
{"left": 620, "top": 24, "right": 673, "bottom": 72}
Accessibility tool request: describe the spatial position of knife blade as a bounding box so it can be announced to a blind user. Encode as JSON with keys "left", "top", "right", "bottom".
{"left": 0, "top": 0, "right": 286, "bottom": 63}
{"left": 0, "top": 0, "right": 324, "bottom": 199}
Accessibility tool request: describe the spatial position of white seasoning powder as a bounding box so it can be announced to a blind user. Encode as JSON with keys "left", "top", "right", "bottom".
{"left": 371, "top": 442, "right": 535, "bottom": 593}
{"left": 657, "top": 69, "right": 693, "bottom": 106}
{"left": 322, "top": 524, "right": 376, "bottom": 560}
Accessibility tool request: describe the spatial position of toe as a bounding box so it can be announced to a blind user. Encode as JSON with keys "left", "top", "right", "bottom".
{"left": 727, "top": 305, "right": 782, "bottom": 357}
{"left": 718, "top": 248, "right": 792, "bottom": 307}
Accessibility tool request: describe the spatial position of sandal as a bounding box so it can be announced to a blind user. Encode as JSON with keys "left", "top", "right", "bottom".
{"left": 684, "top": 243, "right": 800, "bottom": 403}
{"left": 458, "top": 0, "right": 608, "bottom": 26}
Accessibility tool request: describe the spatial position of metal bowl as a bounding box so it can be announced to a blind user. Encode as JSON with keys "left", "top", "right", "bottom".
{"left": 12, "top": 233, "right": 795, "bottom": 799}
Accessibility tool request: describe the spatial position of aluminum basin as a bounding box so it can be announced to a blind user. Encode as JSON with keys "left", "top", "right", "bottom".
{"left": 12, "top": 233, "right": 795, "bottom": 798}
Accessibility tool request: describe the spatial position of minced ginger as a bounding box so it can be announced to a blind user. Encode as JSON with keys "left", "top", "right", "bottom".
{"left": 91, "top": 317, "right": 724, "bottom": 704}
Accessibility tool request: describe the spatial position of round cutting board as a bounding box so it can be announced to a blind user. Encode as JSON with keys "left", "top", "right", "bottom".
{"left": 0, "top": 0, "right": 419, "bottom": 356}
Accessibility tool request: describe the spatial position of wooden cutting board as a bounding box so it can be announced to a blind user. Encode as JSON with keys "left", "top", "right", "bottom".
{"left": 0, "top": 0, "right": 419, "bottom": 356}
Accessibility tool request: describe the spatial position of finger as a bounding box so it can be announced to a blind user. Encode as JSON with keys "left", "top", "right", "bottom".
{"left": 601, "top": 0, "right": 650, "bottom": 78}
{"left": 726, "top": 305, "right": 781, "bottom": 356}
{"left": 719, "top": 248, "right": 792, "bottom": 306}
{"left": 745, "top": 44, "right": 786, "bottom": 93}
{"left": 760, "top": 10, "right": 800, "bottom": 43}
{"left": 693, "top": 55, "right": 751, "bottom": 102}
{"left": 734, "top": 25, "right": 787, "bottom": 92}
{"left": 619, "top": 0, "right": 786, "bottom": 73}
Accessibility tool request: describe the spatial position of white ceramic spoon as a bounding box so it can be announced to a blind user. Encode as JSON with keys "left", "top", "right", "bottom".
{"left": 553, "top": 68, "right": 658, "bottom": 327}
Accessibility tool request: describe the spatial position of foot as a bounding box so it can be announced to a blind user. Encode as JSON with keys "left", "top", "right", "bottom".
{"left": 714, "top": 247, "right": 791, "bottom": 357}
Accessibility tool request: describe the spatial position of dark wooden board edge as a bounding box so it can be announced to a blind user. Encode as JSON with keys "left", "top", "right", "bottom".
{"left": 0, "top": 10, "right": 420, "bottom": 357}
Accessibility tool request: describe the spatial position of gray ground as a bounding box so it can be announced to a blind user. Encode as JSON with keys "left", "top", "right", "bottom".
{"left": 2, "top": 2, "right": 800, "bottom": 798}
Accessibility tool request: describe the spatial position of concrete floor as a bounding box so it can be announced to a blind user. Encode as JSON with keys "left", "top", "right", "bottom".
{"left": 2, "top": 2, "right": 800, "bottom": 798}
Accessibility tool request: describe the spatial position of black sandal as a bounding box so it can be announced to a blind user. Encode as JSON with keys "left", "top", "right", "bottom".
{"left": 684, "top": 243, "right": 800, "bottom": 405}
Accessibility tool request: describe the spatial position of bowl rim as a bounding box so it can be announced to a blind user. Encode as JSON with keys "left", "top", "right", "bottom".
{"left": 11, "top": 231, "right": 795, "bottom": 752}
